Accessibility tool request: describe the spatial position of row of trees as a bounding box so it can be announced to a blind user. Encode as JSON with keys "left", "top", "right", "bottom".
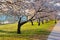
{"left": 0, "top": 0, "right": 57, "bottom": 34}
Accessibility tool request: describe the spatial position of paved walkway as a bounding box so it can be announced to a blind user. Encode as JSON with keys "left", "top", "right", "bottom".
{"left": 47, "top": 21, "right": 60, "bottom": 40}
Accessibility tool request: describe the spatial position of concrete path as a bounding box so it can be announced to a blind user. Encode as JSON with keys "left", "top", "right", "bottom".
{"left": 47, "top": 21, "right": 60, "bottom": 40}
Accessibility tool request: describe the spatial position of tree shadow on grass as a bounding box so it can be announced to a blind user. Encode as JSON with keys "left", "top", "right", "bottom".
{"left": 37, "top": 30, "right": 51, "bottom": 35}
{"left": 0, "top": 30, "right": 16, "bottom": 34}
{"left": 0, "top": 29, "right": 51, "bottom": 37}
{"left": 21, "top": 29, "right": 51, "bottom": 35}
{"left": 0, "top": 29, "right": 51, "bottom": 34}
{"left": 0, "top": 30, "right": 20, "bottom": 37}
{"left": 0, "top": 30, "right": 33, "bottom": 37}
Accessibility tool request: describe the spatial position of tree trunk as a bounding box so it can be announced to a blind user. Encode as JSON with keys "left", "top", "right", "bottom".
{"left": 55, "top": 20, "right": 57, "bottom": 24}
{"left": 38, "top": 18, "right": 40, "bottom": 26}
{"left": 17, "top": 24, "right": 21, "bottom": 34}
{"left": 30, "top": 20, "right": 34, "bottom": 25}
{"left": 17, "top": 17, "right": 22, "bottom": 34}
{"left": 55, "top": 16, "right": 57, "bottom": 24}
{"left": 17, "top": 18, "right": 29, "bottom": 34}
{"left": 17, "top": 18, "right": 21, "bottom": 34}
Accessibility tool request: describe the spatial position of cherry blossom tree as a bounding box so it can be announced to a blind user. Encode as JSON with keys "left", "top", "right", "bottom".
{"left": 0, "top": 0, "right": 57, "bottom": 34}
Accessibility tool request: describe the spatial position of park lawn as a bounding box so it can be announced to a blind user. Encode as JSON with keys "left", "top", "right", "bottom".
{"left": 0, "top": 21, "right": 55, "bottom": 40}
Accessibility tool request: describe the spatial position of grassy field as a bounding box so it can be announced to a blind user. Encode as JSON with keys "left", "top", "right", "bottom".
{"left": 0, "top": 21, "right": 55, "bottom": 40}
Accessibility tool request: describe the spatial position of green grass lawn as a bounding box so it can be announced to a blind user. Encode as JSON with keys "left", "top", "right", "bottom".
{"left": 0, "top": 21, "right": 55, "bottom": 40}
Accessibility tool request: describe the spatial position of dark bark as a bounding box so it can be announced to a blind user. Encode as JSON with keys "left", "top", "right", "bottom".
{"left": 55, "top": 16, "right": 57, "bottom": 24}
{"left": 17, "top": 18, "right": 21, "bottom": 34}
{"left": 17, "top": 21, "right": 29, "bottom": 34}
{"left": 55, "top": 20, "right": 57, "bottom": 24}
{"left": 38, "top": 18, "right": 40, "bottom": 26}
{"left": 17, "top": 17, "right": 30, "bottom": 34}
{"left": 17, "top": 23, "right": 21, "bottom": 34}
{"left": 30, "top": 20, "right": 34, "bottom": 25}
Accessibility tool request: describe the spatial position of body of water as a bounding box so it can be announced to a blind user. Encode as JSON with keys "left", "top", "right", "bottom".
{"left": 0, "top": 14, "right": 28, "bottom": 24}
